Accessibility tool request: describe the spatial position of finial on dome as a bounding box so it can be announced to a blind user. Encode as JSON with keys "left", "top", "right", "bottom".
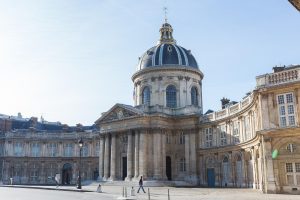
{"left": 163, "top": 7, "right": 168, "bottom": 23}
{"left": 158, "top": 7, "right": 176, "bottom": 44}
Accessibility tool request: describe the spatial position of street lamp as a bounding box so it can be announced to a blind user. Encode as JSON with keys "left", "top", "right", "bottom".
{"left": 77, "top": 138, "right": 83, "bottom": 189}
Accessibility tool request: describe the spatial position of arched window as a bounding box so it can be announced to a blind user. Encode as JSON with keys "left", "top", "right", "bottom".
{"left": 166, "top": 85, "right": 177, "bottom": 108}
{"left": 191, "top": 86, "right": 198, "bottom": 106}
{"left": 142, "top": 86, "right": 150, "bottom": 105}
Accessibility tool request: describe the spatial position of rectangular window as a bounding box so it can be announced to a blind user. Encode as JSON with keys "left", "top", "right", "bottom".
{"left": 286, "top": 163, "right": 293, "bottom": 172}
{"left": 0, "top": 144, "right": 3, "bottom": 156}
{"left": 278, "top": 93, "right": 296, "bottom": 127}
{"left": 95, "top": 142, "right": 100, "bottom": 156}
{"left": 83, "top": 144, "right": 89, "bottom": 157}
{"left": 233, "top": 121, "right": 240, "bottom": 144}
{"left": 286, "top": 162, "right": 300, "bottom": 186}
{"left": 14, "top": 142, "right": 23, "bottom": 156}
{"left": 166, "top": 134, "right": 171, "bottom": 144}
{"left": 286, "top": 93, "right": 293, "bottom": 103}
{"left": 219, "top": 125, "right": 227, "bottom": 146}
{"left": 278, "top": 95, "right": 285, "bottom": 104}
{"left": 31, "top": 143, "right": 40, "bottom": 157}
{"left": 179, "top": 132, "right": 185, "bottom": 145}
{"left": 296, "top": 163, "right": 300, "bottom": 173}
{"left": 205, "top": 128, "right": 213, "bottom": 148}
{"left": 64, "top": 143, "right": 74, "bottom": 157}
{"left": 179, "top": 158, "right": 186, "bottom": 172}
{"left": 48, "top": 143, "right": 57, "bottom": 157}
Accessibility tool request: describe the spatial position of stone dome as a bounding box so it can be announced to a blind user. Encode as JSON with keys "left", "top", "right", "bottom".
{"left": 137, "top": 22, "right": 199, "bottom": 70}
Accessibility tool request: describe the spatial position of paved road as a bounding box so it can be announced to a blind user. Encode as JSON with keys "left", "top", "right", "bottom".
{"left": 1, "top": 186, "right": 300, "bottom": 200}
{"left": 0, "top": 187, "right": 116, "bottom": 200}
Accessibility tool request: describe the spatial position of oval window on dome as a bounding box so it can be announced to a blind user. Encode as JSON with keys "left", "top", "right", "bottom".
{"left": 167, "top": 45, "right": 172, "bottom": 53}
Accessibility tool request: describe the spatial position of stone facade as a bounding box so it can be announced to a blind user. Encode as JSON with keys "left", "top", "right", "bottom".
{"left": 0, "top": 131, "right": 99, "bottom": 185}
{"left": 0, "top": 22, "right": 299, "bottom": 195}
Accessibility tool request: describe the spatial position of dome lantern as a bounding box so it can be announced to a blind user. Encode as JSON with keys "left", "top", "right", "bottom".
{"left": 158, "top": 23, "right": 176, "bottom": 44}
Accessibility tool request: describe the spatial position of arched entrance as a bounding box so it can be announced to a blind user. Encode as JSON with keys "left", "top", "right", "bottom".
{"left": 62, "top": 163, "right": 72, "bottom": 185}
{"left": 166, "top": 156, "right": 172, "bottom": 180}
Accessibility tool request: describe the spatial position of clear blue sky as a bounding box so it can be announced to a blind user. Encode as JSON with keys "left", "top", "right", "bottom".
{"left": 0, "top": 0, "right": 299, "bottom": 125}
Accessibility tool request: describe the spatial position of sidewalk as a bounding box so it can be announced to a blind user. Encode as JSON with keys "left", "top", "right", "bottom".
{"left": 2, "top": 184, "right": 300, "bottom": 200}
{"left": 0, "top": 184, "right": 94, "bottom": 192}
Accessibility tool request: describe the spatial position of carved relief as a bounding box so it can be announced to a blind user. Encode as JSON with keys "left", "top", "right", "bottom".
{"left": 102, "top": 108, "right": 137, "bottom": 122}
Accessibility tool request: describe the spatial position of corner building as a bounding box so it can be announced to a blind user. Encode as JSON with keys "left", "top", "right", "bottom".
{"left": 96, "top": 22, "right": 300, "bottom": 194}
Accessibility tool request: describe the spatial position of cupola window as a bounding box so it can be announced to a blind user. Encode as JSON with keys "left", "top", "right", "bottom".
{"left": 166, "top": 85, "right": 177, "bottom": 108}
{"left": 142, "top": 86, "right": 150, "bottom": 105}
{"left": 191, "top": 86, "right": 198, "bottom": 106}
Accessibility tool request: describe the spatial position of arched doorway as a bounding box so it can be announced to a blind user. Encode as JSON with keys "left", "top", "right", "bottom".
{"left": 62, "top": 163, "right": 72, "bottom": 185}
{"left": 206, "top": 156, "right": 215, "bottom": 187}
{"left": 166, "top": 156, "right": 172, "bottom": 180}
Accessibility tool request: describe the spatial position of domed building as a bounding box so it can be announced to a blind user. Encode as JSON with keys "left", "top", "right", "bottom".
{"left": 95, "top": 21, "right": 300, "bottom": 194}
{"left": 1, "top": 20, "right": 300, "bottom": 195}
{"left": 96, "top": 22, "right": 203, "bottom": 184}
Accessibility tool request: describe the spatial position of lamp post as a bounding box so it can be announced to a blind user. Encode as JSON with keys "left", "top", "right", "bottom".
{"left": 77, "top": 138, "right": 83, "bottom": 189}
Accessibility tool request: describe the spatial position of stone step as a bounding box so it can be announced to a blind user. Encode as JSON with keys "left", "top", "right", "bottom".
{"left": 87, "top": 180, "right": 194, "bottom": 187}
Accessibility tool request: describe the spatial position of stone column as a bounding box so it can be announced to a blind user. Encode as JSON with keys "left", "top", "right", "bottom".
{"left": 262, "top": 138, "right": 276, "bottom": 193}
{"left": 185, "top": 132, "right": 190, "bottom": 178}
{"left": 41, "top": 162, "right": 45, "bottom": 183}
{"left": 24, "top": 161, "right": 29, "bottom": 183}
{"left": 126, "top": 132, "right": 133, "bottom": 181}
{"left": 241, "top": 151, "right": 246, "bottom": 187}
{"left": 58, "top": 142, "right": 63, "bottom": 157}
{"left": 109, "top": 133, "right": 116, "bottom": 180}
{"left": 98, "top": 136, "right": 105, "bottom": 180}
{"left": 251, "top": 148, "right": 257, "bottom": 189}
{"left": 73, "top": 163, "right": 77, "bottom": 183}
{"left": 139, "top": 130, "right": 147, "bottom": 178}
{"left": 134, "top": 132, "right": 139, "bottom": 179}
{"left": 153, "top": 131, "right": 162, "bottom": 180}
{"left": 258, "top": 144, "right": 263, "bottom": 190}
{"left": 199, "top": 155, "right": 204, "bottom": 185}
{"left": 228, "top": 153, "right": 233, "bottom": 186}
{"left": 162, "top": 131, "right": 167, "bottom": 180}
{"left": 189, "top": 132, "right": 198, "bottom": 184}
{"left": 103, "top": 134, "right": 110, "bottom": 180}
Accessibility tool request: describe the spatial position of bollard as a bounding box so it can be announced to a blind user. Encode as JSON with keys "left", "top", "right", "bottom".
{"left": 130, "top": 186, "right": 136, "bottom": 196}
{"left": 148, "top": 188, "right": 150, "bottom": 200}
{"left": 125, "top": 186, "right": 127, "bottom": 197}
{"left": 168, "top": 189, "right": 170, "bottom": 200}
{"left": 122, "top": 186, "right": 125, "bottom": 197}
{"left": 96, "top": 184, "right": 102, "bottom": 193}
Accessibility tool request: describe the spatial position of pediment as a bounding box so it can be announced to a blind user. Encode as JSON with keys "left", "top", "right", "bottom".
{"left": 95, "top": 104, "right": 142, "bottom": 124}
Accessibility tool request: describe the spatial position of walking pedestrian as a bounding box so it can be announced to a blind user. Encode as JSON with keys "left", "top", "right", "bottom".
{"left": 137, "top": 176, "right": 146, "bottom": 193}
{"left": 55, "top": 173, "right": 60, "bottom": 188}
